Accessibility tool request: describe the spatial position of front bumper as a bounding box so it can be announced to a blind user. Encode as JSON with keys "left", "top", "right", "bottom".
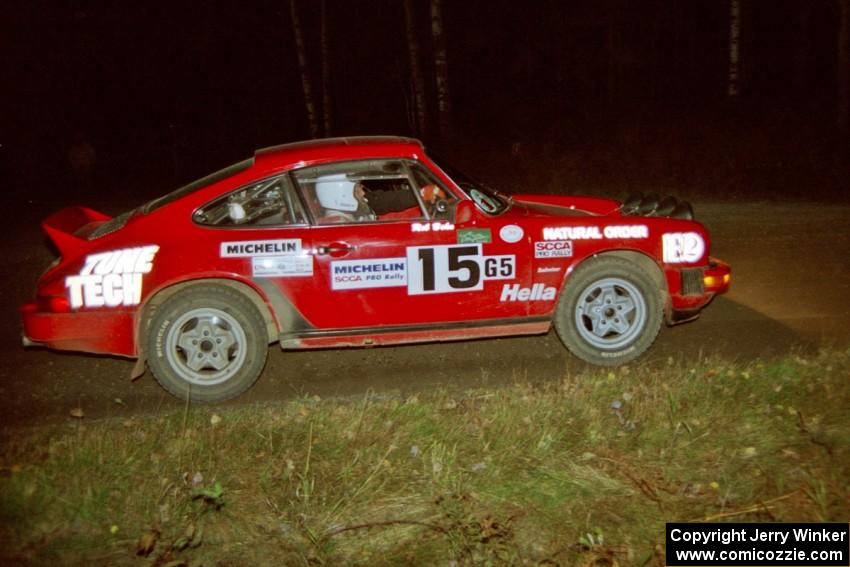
{"left": 666, "top": 258, "right": 731, "bottom": 324}
{"left": 21, "top": 302, "right": 137, "bottom": 357}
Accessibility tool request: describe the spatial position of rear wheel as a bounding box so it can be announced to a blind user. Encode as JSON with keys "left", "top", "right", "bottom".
{"left": 554, "top": 257, "right": 662, "bottom": 365}
{"left": 146, "top": 285, "right": 268, "bottom": 402}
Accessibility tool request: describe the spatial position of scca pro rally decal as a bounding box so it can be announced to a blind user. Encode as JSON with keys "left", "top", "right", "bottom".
{"left": 662, "top": 232, "right": 705, "bottom": 263}
{"left": 220, "top": 239, "right": 301, "bottom": 257}
{"left": 534, "top": 240, "right": 573, "bottom": 258}
{"left": 543, "top": 225, "right": 648, "bottom": 240}
{"left": 65, "top": 245, "right": 159, "bottom": 309}
{"left": 331, "top": 258, "right": 407, "bottom": 290}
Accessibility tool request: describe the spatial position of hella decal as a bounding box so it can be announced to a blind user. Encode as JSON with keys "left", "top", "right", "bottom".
{"left": 542, "top": 225, "right": 648, "bottom": 241}
{"left": 534, "top": 240, "right": 573, "bottom": 258}
{"left": 221, "top": 239, "right": 301, "bottom": 257}
{"left": 500, "top": 283, "right": 556, "bottom": 302}
{"left": 662, "top": 232, "right": 705, "bottom": 263}
{"left": 499, "top": 224, "right": 524, "bottom": 243}
{"left": 65, "top": 245, "right": 159, "bottom": 309}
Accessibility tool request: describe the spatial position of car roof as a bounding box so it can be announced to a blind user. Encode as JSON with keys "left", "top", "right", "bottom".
{"left": 254, "top": 136, "right": 425, "bottom": 171}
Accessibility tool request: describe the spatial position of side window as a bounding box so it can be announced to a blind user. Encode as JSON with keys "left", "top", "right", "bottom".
{"left": 409, "top": 162, "right": 458, "bottom": 219}
{"left": 293, "top": 159, "right": 428, "bottom": 225}
{"left": 194, "top": 175, "right": 307, "bottom": 227}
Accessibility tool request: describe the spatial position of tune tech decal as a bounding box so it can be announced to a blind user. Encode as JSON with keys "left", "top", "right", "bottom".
{"left": 662, "top": 232, "right": 705, "bottom": 263}
{"left": 65, "top": 245, "right": 159, "bottom": 308}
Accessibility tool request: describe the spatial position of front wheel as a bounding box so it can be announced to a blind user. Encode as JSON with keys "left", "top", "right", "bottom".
{"left": 146, "top": 285, "right": 268, "bottom": 402}
{"left": 554, "top": 257, "right": 663, "bottom": 365}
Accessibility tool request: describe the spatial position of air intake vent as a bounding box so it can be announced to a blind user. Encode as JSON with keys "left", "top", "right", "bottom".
{"left": 681, "top": 268, "right": 705, "bottom": 296}
{"left": 88, "top": 211, "right": 131, "bottom": 239}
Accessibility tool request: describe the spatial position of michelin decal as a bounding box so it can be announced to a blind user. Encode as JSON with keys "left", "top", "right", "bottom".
{"left": 221, "top": 239, "right": 301, "bottom": 257}
{"left": 331, "top": 258, "right": 408, "bottom": 290}
{"left": 66, "top": 245, "right": 159, "bottom": 308}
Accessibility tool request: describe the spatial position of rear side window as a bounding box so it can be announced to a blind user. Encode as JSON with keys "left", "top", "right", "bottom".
{"left": 193, "top": 174, "right": 307, "bottom": 227}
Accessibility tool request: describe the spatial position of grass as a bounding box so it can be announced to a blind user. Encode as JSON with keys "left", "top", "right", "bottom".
{"left": 1, "top": 348, "right": 849, "bottom": 565}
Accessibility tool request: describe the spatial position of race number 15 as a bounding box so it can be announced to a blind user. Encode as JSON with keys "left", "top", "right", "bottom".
{"left": 407, "top": 244, "right": 515, "bottom": 295}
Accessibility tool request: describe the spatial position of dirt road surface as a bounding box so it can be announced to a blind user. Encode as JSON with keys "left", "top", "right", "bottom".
{"left": 3, "top": 202, "right": 849, "bottom": 427}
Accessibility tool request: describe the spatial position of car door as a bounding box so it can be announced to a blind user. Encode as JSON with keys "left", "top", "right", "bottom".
{"left": 288, "top": 158, "right": 533, "bottom": 331}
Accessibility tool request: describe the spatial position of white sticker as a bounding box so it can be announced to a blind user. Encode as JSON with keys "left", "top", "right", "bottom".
{"left": 252, "top": 255, "right": 313, "bottom": 277}
{"left": 221, "top": 239, "right": 301, "bottom": 257}
{"left": 537, "top": 266, "right": 561, "bottom": 274}
{"left": 406, "top": 244, "right": 516, "bottom": 295}
{"left": 500, "top": 283, "right": 556, "bottom": 302}
{"left": 499, "top": 224, "right": 524, "bottom": 243}
{"left": 331, "top": 257, "right": 407, "bottom": 290}
{"left": 534, "top": 240, "right": 573, "bottom": 258}
{"left": 542, "top": 225, "right": 648, "bottom": 241}
{"left": 662, "top": 232, "right": 705, "bottom": 263}
{"left": 65, "top": 245, "right": 159, "bottom": 309}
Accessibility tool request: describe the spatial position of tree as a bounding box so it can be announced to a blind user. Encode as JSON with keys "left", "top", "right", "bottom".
{"left": 403, "top": 0, "right": 428, "bottom": 137}
{"left": 727, "top": 0, "right": 741, "bottom": 98}
{"left": 430, "top": 0, "right": 451, "bottom": 138}
{"left": 289, "top": 0, "right": 320, "bottom": 138}
{"left": 320, "top": 0, "right": 332, "bottom": 136}
{"left": 839, "top": 0, "right": 849, "bottom": 129}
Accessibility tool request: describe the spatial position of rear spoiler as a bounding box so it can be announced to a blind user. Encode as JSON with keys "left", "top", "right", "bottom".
{"left": 42, "top": 206, "right": 111, "bottom": 258}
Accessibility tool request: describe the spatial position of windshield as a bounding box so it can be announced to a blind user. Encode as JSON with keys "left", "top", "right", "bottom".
{"left": 428, "top": 155, "right": 510, "bottom": 216}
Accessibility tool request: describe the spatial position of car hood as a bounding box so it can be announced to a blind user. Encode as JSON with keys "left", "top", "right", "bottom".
{"left": 508, "top": 194, "right": 622, "bottom": 218}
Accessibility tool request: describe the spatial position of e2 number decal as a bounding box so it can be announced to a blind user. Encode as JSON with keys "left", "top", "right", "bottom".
{"left": 406, "top": 244, "right": 515, "bottom": 295}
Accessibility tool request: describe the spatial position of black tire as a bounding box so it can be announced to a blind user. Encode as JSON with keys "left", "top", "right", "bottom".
{"left": 554, "top": 257, "right": 663, "bottom": 365}
{"left": 146, "top": 285, "right": 268, "bottom": 403}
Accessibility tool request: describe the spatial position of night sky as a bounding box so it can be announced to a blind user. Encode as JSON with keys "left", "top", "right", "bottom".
{"left": 4, "top": 1, "right": 848, "bottom": 201}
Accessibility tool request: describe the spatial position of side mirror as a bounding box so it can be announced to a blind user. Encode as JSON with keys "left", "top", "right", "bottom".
{"left": 453, "top": 200, "right": 477, "bottom": 224}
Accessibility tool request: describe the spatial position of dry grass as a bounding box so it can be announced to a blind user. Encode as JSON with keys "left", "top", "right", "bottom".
{"left": 1, "top": 348, "right": 849, "bottom": 565}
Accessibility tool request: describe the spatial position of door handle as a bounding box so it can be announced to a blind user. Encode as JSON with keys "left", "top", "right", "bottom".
{"left": 316, "top": 243, "right": 357, "bottom": 256}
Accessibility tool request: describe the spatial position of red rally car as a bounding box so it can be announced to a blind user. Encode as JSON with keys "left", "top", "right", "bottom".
{"left": 21, "top": 136, "right": 730, "bottom": 402}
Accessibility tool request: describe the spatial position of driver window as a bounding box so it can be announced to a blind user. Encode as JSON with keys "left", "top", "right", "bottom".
{"left": 193, "top": 175, "right": 307, "bottom": 227}
{"left": 409, "top": 162, "right": 457, "bottom": 219}
{"left": 293, "top": 160, "right": 429, "bottom": 225}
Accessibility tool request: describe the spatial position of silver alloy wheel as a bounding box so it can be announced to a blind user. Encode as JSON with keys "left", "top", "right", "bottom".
{"left": 574, "top": 276, "right": 647, "bottom": 350}
{"left": 164, "top": 307, "right": 247, "bottom": 386}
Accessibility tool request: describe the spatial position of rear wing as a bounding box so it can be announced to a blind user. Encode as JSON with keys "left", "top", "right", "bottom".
{"left": 42, "top": 206, "right": 111, "bottom": 258}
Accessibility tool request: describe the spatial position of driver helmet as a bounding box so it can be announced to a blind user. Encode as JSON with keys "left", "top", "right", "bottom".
{"left": 315, "top": 174, "right": 358, "bottom": 212}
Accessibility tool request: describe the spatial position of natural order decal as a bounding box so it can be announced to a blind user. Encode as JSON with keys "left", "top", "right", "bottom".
{"left": 65, "top": 245, "right": 159, "bottom": 308}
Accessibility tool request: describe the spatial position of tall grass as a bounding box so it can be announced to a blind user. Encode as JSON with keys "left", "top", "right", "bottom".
{"left": 1, "top": 349, "right": 848, "bottom": 565}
